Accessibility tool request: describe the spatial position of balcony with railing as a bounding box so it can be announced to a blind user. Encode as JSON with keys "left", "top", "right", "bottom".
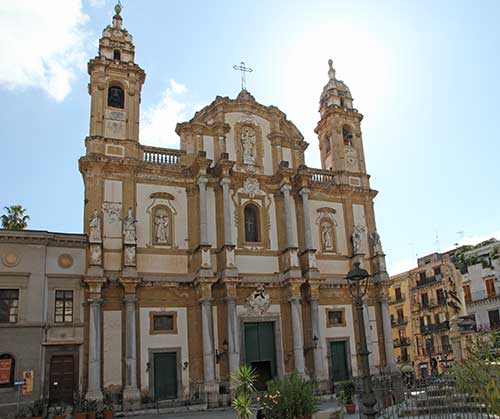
{"left": 389, "top": 293, "right": 406, "bottom": 305}
{"left": 415, "top": 274, "right": 443, "bottom": 288}
{"left": 421, "top": 321, "right": 450, "bottom": 334}
{"left": 391, "top": 317, "right": 408, "bottom": 327}
{"left": 393, "top": 337, "right": 412, "bottom": 348}
{"left": 308, "top": 168, "right": 337, "bottom": 186}
{"left": 466, "top": 289, "right": 499, "bottom": 305}
{"left": 142, "top": 146, "right": 184, "bottom": 165}
{"left": 418, "top": 297, "right": 448, "bottom": 311}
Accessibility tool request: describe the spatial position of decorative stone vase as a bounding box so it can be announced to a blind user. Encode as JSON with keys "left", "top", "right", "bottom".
{"left": 103, "top": 410, "right": 113, "bottom": 419}
{"left": 345, "top": 403, "right": 356, "bottom": 414}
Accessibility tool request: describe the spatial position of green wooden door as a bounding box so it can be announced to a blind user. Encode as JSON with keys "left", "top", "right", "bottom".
{"left": 330, "top": 341, "right": 350, "bottom": 382}
{"left": 154, "top": 352, "right": 177, "bottom": 400}
{"left": 244, "top": 322, "right": 276, "bottom": 390}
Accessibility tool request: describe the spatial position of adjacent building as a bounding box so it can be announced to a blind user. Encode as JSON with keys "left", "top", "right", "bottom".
{"left": 0, "top": 230, "right": 86, "bottom": 417}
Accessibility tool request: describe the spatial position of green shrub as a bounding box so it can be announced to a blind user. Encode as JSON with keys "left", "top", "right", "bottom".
{"left": 260, "top": 371, "right": 320, "bottom": 419}
{"left": 336, "top": 380, "right": 355, "bottom": 405}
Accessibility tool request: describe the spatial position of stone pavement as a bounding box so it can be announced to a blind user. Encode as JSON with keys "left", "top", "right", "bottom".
{"left": 116, "top": 399, "right": 360, "bottom": 419}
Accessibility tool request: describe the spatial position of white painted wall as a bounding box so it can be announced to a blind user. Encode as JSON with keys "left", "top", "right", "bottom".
{"left": 103, "top": 310, "right": 122, "bottom": 388}
{"left": 352, "top": 204, "right": 369, "bottom": 255}
{"left": 236, "top": 255, "right": 279, "bottom": 273}
{"left": 308, "top": 200, "right": 347, "bottom": 256}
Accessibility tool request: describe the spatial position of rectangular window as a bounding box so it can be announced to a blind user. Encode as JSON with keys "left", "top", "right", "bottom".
{"left": 421, "top": 293, "right": 429, "bottom": 307}
{"left": 488, "top": 310, "right": 500, "bottom": 329}
{"left": 433, "top": 266, "right": 441, "bottom": 276}
{"left": 54, "top": 290, "right": 73, "bottom": 323}
{"left": 463, "top": 284, "right": 471, "bottom": 303}
{"left": 436, "top": 288, "right": 445, "bottom": 304}
{"left": 395, "top": 287, "right": 402, "bottom": 301}
{"left": 0, "top": 289, "right": 19, "bottom": 323}
{"left": 397, "top": 308, "right": 405, "bottom": 323}
{"left": 419, "top": 272, "right": 427, "bottom": 281}
{"left": 485, "top": 278, "right": 496, "bottom": 298}
{"left": 150, "top": 312, "right": 178, "bottom": 334}
{"left": 327, "top": 309, "right": 345, "bottom": 327}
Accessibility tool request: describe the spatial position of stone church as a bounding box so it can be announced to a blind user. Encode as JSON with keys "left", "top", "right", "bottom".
{"left": 79, "top": 3, "right": 396, "bottom": 407}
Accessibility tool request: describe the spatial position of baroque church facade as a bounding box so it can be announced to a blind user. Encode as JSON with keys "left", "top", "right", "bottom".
{"left": 80, "top": 4, "right": 396, "bottom": 407}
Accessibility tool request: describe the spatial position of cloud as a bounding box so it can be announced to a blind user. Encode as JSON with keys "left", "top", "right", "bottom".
{"left": 0, "top": 0, "right": 91, "bottom": 101}
{"left": 140, "top": 79, "right": 191, "bottom": 148}
{"left": 388, "top": 258, "right": 417, "bottom": 276}
{"left": 89, "top": 0, "right": 106, "bottom": 7}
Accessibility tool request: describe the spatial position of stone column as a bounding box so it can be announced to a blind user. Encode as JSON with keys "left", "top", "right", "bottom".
{"left": 310, "top": 297, "right": 327, "bottom": 384}
{"left": 200, "top": 298, "right": 217, "bottom": 393}
{"left": 289, "top": 296, "right": 306, "bottom": 376}
{"left": 299, "top": 187, "right": 313, "bottom": 250}
{"left": 226, "top": 297, "right": 240, "bottom": 385}
{"left": 221, "top": 177, "right": 233, "bottom": 246}
{"left": 87, "top": 298, "right": 103, "bottom": 400}
{"left": 379, "top": 291, "right": 398, "bottom": 372}
{"left": 122, "top": 295, "right": 141, "bottom": 408}
{"left": 198, "top": 176, "right": 209, "bottom": 245}
{"left": 281, "top": 184, "right": 298, "bottom": 248}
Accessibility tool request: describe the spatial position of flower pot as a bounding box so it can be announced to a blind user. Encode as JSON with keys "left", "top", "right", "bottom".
{"left": 87, "top": 413, "right": 97, "bottom": 419}
{"left": 103, "top": 410, "right": 113, "bottom": 419}
{"left": 74, "top": 414, "right": 86, "bottom": 419}
{"left": 345, "top": 403, "right": 356, "bottom": 414}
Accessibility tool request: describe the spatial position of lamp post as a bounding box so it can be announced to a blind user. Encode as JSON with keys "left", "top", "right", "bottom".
{"left": 346, "top": 262, "right": 377, "bottom": 419}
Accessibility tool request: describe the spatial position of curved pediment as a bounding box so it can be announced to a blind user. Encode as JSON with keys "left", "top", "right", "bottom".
{"left": 175, "top": 90, "right": 307, "bottom": 174}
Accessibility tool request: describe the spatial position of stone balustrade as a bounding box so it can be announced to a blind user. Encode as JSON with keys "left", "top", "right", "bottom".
{"left": 142, "top": 146, "right": 183, "bottom": 165}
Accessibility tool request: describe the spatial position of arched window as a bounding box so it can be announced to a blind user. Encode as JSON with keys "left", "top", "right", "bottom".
{"left": 342, "top": 125, "right": 353, "bottom": 146}
{"left": 0, "top": 354, "right": 15, "bottom": 387}
{"left": 108, "top": 85, "right": 124, "bottom": 109}
{"left": 113, "top": 49, "right": 121, "bottom": 61}
{"left": 244, "top": 204, "right": 260, "bottom": 243}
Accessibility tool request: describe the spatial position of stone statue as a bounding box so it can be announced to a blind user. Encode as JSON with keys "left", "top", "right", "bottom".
{"left": 89, "top": 209, "right": 101, "bottom": 243}
{"left": 322, "top": 223, "right": 334, "bottom": 251}
{"left": 155, "top": 210, "right": 169, "bottom": 244}
{"left": 90, "top": 244, "right": 102, "bottom": 266}
{"left": 123, "top": 207, "right": 137, "bottom": 244}
{"left": 241, "top": 126, "right": 256, "bottom": 165}
{"left": 370, "top": 230, "right": 384, "bottom": 256}
{"left": 124, "top": 246, "right": 136, "bottom": 266}
{"left": 351, "top": 224, "right": 366, "bottom": 255}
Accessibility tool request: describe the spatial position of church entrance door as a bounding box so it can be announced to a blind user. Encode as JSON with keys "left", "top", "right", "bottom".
{"left": 244, "top": 322, "right": 276, "bottom": 390}
{"left": 153, "top": 352, "right": 177, "bottom": 401}
{"left": 330, "top": 340, "right": 350, "bottom": 382}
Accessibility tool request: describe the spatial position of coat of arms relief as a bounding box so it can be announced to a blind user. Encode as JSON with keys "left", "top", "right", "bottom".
{"left": 245, "top": 284, "right": 271, "bottom": 315}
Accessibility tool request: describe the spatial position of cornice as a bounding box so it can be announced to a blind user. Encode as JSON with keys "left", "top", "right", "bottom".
{"left": 0, "top": 230, "right": 86, "bottom": 248}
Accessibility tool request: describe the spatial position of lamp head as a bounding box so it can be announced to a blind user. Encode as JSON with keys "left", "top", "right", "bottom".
{"left": 346, "top": 262, "right": 369, "bottom": 283}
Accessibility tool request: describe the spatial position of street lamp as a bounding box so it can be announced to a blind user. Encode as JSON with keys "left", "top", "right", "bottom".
{"left": 346, "top": 262, "right": 377, "bottom": 419}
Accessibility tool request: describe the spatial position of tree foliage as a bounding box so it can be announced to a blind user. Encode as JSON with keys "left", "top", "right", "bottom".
{"left": 1, "top": 205, "right": 30, "bottom": 230}
{"left": 448, "top": 330, "right": 500, "bottom": 416}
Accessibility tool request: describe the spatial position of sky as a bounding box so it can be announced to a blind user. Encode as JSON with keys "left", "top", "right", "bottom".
{"left": 0, "top": 0, "right": 499, "bottom": 274}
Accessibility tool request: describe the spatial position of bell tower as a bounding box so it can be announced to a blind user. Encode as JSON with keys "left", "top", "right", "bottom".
{"left": 315, "top": 60, "right": 369, "bottom": 189}
{"left": 87, "top": 2, "right": 145, "bottom": 145}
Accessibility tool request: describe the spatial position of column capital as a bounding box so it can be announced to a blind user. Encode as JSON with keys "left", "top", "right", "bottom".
{"left": 123, "top": 295, "right": 138, "bottom": 304}
{"left": 119, "top": 277, "right": 142, "bottom": 294}
{"left": 197, "top": 176, "right": 209, "bottom": 186}
{"left": 288, "top": 296, "right": 302, "bottom": 304}
{"left": 220, "top": 176, "right": 231, "bottom": 186}
{"left": 280, "top": 183, "right": 292, "bottom": 193}
{"left": 83, "top": 277, "right": 106, "bottom": 297}
{"left": 299, "top": 187, "right": 310, "bottom": 196}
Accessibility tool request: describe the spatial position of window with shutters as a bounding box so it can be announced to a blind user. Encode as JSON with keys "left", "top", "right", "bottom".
{"left": 244, "top": 204, "right": 260, "bottom": 243}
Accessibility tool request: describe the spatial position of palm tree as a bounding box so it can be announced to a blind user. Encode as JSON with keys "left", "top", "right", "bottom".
{"left": 231, "top": 364, "right": 257, "bottom": 419}
{"left": 1, "top": 205, "right": 30, "bottom": 230}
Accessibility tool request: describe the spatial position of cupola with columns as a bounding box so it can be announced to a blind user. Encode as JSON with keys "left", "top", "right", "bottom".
{"left": 315, "top": 60, "right": 369, "bottom": 189}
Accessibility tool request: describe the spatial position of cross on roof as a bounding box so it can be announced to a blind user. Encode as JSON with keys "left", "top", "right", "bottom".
{"left": 233, "top": 61, "right": 253, "bottom": 91}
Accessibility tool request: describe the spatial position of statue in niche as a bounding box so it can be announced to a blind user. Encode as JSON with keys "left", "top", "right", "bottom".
{"left": 241, "top": 126, "right": 256, "bottom": 165}
{"left": 90, "top": 244, "right": 102, "bottom": 266}
{"left": 124, "top": 246, "right": 136, "bottom": 266}
{"left": 123, "top": 207, "right": 137, "bottom": 244}
{"left": 321, "top": 222, "right": 335, "bottom": 252}
{"left": 370, "top": 230, "right": 384, "bottom": 256}
{"left": 88, "top": 209, "right": 101, "bottom": 243}
{"left": 351, "top": 224, "right": 366, "bottom": 255}
{"left": 154, "top": 208, "right": 170, "bottom": 244}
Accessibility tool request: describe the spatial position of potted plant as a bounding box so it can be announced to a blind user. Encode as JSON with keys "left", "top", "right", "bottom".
{"left": 102, "top": 392, "right": 114, "bottom": 419}
{"left": 52, "top": 406, "right": 66, "bottom": 419}
{"left": 29, "top": 400, "right": 46, "bottom": 419}
{"left": 261, "top": 371, "right": 320, "bottom": 419}
{"left": 337, "top": 381, "right": 356, "bottom": 414}
{"left": 73, "top": 395, "right": 87, "bottom": 419}
{"left": 86, "top": 399, "right": 98, "bottom": 419}
{"left": 231, "top": 364, "right": 257, "bottom": 419}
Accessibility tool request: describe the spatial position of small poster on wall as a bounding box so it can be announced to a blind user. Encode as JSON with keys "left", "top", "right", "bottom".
{"left": 22, "top": 371, "right": 33, "bottom": 395}
{"left": 0, "top": 359, "right": 12, "bottom": 385}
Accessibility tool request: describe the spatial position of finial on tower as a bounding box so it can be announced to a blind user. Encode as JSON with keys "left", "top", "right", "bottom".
{"left": 328, "top": 59, "right": 336, "bottom": 81}
{"left": 112, "top": 1, "right": 123, "bottom": 28}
